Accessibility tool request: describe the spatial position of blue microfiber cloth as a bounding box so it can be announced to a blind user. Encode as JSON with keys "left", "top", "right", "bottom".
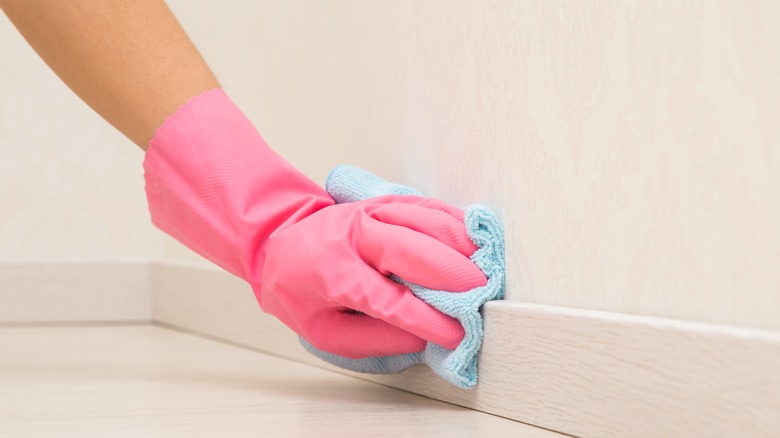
{"left": 300, "top": 165, "right": 505, "bottom": 389}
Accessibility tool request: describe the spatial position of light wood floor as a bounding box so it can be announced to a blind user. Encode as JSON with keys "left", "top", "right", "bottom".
{"left": 0, "top": 324, "right": 563, "bottom": 437}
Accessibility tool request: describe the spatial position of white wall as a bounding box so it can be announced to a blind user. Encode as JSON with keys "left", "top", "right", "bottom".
{"left": 0, "top": 16, "right": 158, "bottom": 262}
{"left": 2, "top": 1, "right": 778, "bottom": 332}
{"left": 169, "top": 0, "right": 780, "bottom": 331}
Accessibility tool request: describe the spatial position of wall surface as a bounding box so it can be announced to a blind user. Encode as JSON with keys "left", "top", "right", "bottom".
{"left": 168, "top": 0, "right": 780, "bottom": 331}
{"left": 0, "top": 16, "right": 158, "bottom": 262}
{"left": 1, "top": 1, "right": 778, "bottom": 332}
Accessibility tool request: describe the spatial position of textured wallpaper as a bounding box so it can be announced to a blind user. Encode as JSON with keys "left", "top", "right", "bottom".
{"left": 2, "top": 1, "right": 778, "bottom": 332}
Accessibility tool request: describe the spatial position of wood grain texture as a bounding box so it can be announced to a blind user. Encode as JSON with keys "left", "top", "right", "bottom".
{"left": 152, "top": 263, "right": 780, "bottom": 438}
{"left": 375, "top": 301, "right": 780, "bottom": 437}
{"left": 0, "top": 263, "right": 150, "bottom": 322}
{"left": 0, "top": 325, "right": 560, "bottom": 438}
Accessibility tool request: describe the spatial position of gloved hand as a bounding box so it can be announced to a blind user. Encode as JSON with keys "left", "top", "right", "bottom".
{"left": 143, "top": 88, "right": 487, "bottom": 358}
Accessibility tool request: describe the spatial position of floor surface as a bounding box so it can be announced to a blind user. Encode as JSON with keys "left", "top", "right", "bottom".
{"left": 0, "top": 324, "right": 563, "bottom": 437}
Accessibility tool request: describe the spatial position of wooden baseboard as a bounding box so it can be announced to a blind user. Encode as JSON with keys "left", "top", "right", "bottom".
{"left": 150, "top": 262, "right": 310, "bottom": 362}
{"left": 5, "top": 261, "right": 778, "bottom": 436}
{"left": 151, "top": 262, "right": 780, "bottom": 438}
{"left": 0, "top": 262, "right": 151, "bottom": 323}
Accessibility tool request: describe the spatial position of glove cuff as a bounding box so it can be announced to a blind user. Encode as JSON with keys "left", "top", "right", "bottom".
{"left": 143, "top": 88, "right": 333, "bottom": 287}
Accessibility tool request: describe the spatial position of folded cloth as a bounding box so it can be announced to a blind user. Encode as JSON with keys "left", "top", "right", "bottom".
{"left": 300, "top": 165, "right": 505, "bottom": 389}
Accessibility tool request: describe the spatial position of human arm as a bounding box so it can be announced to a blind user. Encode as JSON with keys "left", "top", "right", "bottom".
{"left": 0, "top": 0, "right": 487, "bottom": 358}
{"left": 0, "top": 0, "right": 217, "bottom": 149}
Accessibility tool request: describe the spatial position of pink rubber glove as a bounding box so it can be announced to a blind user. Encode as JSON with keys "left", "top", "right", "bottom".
{"left": 143, "top": 88, "right": 486, "bottom": 358}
